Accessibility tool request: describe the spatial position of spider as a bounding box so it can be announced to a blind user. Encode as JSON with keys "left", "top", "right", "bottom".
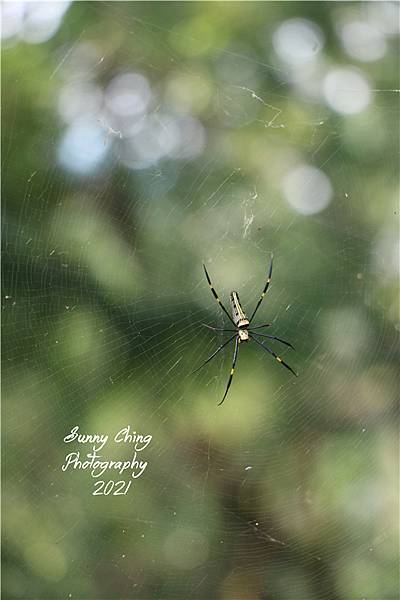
{"left": 194, "top": 255, "right": 297, "bottom": 405}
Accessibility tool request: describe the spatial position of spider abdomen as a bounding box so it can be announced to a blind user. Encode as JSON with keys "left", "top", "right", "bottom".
{"left": 230, "top": 291, "right": 249, "bottom": 329}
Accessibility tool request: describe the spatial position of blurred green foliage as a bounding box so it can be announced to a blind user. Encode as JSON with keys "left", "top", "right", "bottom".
{"left": 2, "top": 2, "right": 399, "bottom": 599}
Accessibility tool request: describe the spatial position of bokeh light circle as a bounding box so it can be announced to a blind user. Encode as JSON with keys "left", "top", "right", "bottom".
{"left": 282, "top": 164, "right": 333, "bottom": 215}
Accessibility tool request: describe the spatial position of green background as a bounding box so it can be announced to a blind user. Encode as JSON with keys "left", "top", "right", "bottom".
{"left": 2, "top": 2, "right": 399, "bottom": 599}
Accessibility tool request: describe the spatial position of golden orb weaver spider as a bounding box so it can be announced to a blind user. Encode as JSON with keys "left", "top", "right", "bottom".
{"left": 194, "top": 254, "right": 297, "bottom": 405}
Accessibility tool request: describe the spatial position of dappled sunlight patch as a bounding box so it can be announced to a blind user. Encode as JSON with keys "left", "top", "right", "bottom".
{"left": 24, "top": 539, "right": 67, "bottom": 582}
{"left": 186, "top": 371, "right": 278, "bottom": 443}
{"left": 50, "top": 199, "right": 142, "bottom": 297}
{"left": 163, "top": 526, "right": 209, "bottom": 570}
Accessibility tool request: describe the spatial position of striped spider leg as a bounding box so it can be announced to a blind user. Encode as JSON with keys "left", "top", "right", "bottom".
{"left": 248, "top": 253, "right": 274, "bottom": 323}
{"left": 195, "top": 256, "right": 297, "bottom": 405}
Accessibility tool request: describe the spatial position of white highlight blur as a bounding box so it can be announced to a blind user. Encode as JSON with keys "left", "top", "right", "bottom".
{"left": 1, "top": 2, "right": 25, "bottom": 39}
{"left": 282, "top": 165, "right": 333, "bottom": 215}
{"left": 1, "top": 1, "right": 71, "bottom": 44}
{"left": 56, "top": 62, "right": 207, "bottom": 173}
{"left": 366, "top": 1, "right": 400, "bottom": 35}
{"left": 323, "top": 68, "right": 371, "bottom": 115}
{"left": 373, "top": 225, "right": 400, "bottom": 280}
{"left": 58, "top": 121, "right": 107, "bottom": 174}
{"left": 272, "top": 18, "right": 324, "bottom": 65}
{"left": 58, "top": 83, "right": 103, "bottom": 124}
{"left": 340, "top": 21, "right": 387, "bottom": 62}
{"left": 323, "top": 308, "right": 371, "bottom": 361}
{"left": 121, "top": 113, "right": 206, "bottom": 170}
{"left": 105, "top": 73, "right": 152, "bottom": 118}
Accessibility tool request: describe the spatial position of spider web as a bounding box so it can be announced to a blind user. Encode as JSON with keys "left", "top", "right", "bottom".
{"left": 2, "top": 2, "right": 399, "bottom": 600}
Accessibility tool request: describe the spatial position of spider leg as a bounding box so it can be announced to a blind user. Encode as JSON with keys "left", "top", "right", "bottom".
{"left": 249, "top": 253, "right": 273, "bottom": 323}
{"left": 191, "top": 334, "right": 236, "bottom": 375}
{"left": 248, "top": 331, "right": 295, "bottom": 350}
{"left": 203, "top": 264, "right": 236, "bottom": 326}
{"left": 248, "top": 323, "right": 272, "bottom": 330}
{"left": 218, "top": 336, "right": 240, "bottom": 406}
{"left": 202, "top": 323, "right": 236, "bottom": 332}
{"left": 251, "top": 334, "right": 297, "bottom": 376}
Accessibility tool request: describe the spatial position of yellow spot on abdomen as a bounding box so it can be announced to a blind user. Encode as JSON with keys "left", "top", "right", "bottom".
{"left": 276, "top": 357, "right": 282, "bottom": 362}
{"left": 231, "top": 368, "right": 234, "bottom": 374}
